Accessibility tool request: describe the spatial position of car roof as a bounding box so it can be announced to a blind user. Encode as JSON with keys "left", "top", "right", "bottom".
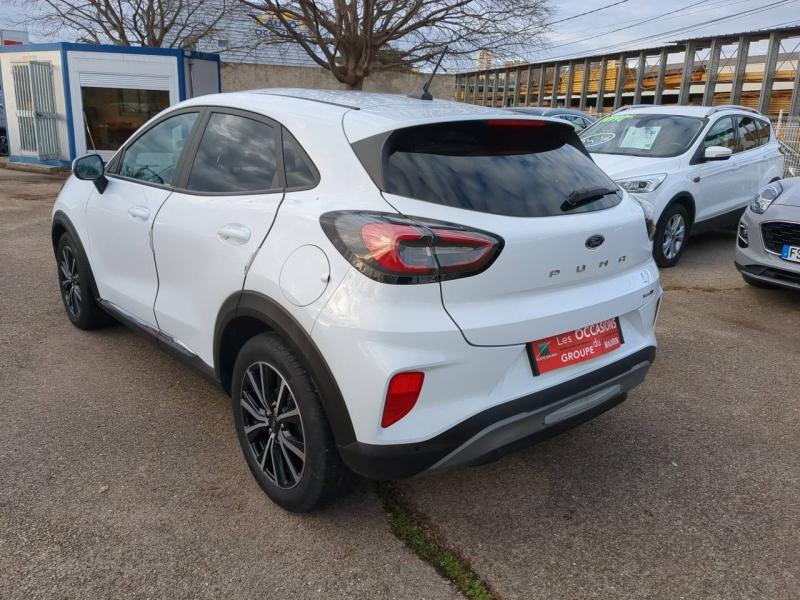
{"left": 180, "top": 88, "right": 571, "bottom": 142}
{"left": 512, "top": 107, "right": 596, "bottom": 118}
{"left": 609, "top": 105, "right": 765, "bottom": 119}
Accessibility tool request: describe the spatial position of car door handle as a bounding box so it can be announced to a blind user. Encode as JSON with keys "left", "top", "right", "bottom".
{"left": 127, "top": 205, "right": 150, "bottom": 221}
{"left": 217, "top": 224, "right": 251, "bottom": 245}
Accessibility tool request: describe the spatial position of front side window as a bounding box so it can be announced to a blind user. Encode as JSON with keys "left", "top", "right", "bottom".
{"left": 736, "top": 116, "right": 760, "bottom": 152}
{"left": 186, "top": 113, "right": 279, "bottom": 193}
{"left": 580, "top": 113, "right": 705, "bottom": 157}
{"left": 119, "top": 112, "right": 198, "bottom": 185}
{"left": 703, "top": 117, "right": 736, "bottom": 150}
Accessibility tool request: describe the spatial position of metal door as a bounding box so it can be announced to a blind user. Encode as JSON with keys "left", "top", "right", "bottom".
{"left": 11, "top": 61, "right": 60, "bottom": 160}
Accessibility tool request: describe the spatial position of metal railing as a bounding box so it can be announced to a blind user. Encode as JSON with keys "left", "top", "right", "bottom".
{"left": 773, "top": 112, "right": 800, "bottom": 178}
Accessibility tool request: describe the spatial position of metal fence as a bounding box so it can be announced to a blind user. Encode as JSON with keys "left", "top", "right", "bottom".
{"left": 773, "top": 113, "right": 800, "bottom": 178}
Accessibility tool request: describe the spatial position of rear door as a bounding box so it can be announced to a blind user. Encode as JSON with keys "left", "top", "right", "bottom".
{"left": 734, "top": 115, "right": 767, "bottom": 201}
{"left": 152, "top": 109, "right": 285, "bottom": 365}
{"left": 368, "top": 119, "right": 654, "bottom": 347}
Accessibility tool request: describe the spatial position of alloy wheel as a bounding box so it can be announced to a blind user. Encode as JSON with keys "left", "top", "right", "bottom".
{"left": 662, "top": 213, "right": 686, "bottom": 260}
{"left": 239, "top": 361, "right": 306, "bottom": 489}
{"left": 59, "top": 246, "right": 81, "bottom": 318}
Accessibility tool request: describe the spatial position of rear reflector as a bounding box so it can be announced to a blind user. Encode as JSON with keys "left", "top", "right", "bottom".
{"left": 381, "top": 371, "right": 425, "bottom": 428}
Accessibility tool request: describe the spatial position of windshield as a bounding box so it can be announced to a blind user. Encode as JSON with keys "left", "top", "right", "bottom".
{"left": 580, "top": 113, "right": 705, "bottom": 157}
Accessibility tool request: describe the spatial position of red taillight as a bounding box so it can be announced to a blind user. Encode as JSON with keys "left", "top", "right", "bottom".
{"left": 381, "top": 371, "right": 424, "bottom": 428}
{"left": 320, "top": 211, "right": 503, "bottom": 284}
{"left": 428, "top": 228, "right": 497, "bottom": 275}
{"left": 361, "top": 222, "right": 435, "bottom": 274}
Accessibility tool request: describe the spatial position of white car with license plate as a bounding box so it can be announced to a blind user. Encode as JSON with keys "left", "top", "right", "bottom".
{"left": 736, "top": 178, "right": 800, "bottom": 290}
{"left": 580, "top": 105, "right": 784, "bottom": 267}
{"left": 52, "top": 89, "right": 661, "bottom": 511}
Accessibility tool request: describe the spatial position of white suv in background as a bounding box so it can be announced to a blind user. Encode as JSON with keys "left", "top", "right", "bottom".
{"left": 52, "top": 90, "right": 661, "bottom": 511}
{"left": 580, "top": 105, "right": 784, "bottom": 267}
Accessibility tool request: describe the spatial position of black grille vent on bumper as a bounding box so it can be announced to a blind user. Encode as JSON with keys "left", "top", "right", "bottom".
{"left": 761, "top": 221, "right": 800, "bottom": 254}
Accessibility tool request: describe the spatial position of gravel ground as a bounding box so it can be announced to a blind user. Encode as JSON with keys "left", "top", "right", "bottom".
{"left": 0, "top": 169, "right": 459, "bottom": 600}
{"left": 1, "top": 167, "right": 798, "bottom": 599}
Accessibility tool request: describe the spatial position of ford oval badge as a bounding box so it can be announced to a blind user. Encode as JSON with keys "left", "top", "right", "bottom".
{"left": 585, "top": 235, "right": 605, "bottom": 249}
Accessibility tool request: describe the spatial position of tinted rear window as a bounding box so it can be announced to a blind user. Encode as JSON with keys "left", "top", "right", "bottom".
{"left": 361, "top": 120, "right": 621, "bottom": 217}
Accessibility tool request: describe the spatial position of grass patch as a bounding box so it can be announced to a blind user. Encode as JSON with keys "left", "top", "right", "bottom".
{"left": 377, "top": 482, "right": 496, "bottom": 600}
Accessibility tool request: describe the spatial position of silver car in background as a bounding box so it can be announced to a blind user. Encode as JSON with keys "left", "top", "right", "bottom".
{"left": 736, "top": 178, "right": 800, "bottom": 290}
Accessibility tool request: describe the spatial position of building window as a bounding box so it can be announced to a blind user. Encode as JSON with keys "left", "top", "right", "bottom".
{"left": 81, "top": 87, "right": 171, "bottom": 151}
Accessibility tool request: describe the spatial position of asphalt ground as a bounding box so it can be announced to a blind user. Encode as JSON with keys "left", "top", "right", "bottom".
{"left": 1, "top": 167, "right": 798, "bottom": 599}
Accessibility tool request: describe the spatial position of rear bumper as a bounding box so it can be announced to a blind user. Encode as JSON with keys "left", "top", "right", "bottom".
{"left": 339, "top": 345, "right": 655, "bottom": 479}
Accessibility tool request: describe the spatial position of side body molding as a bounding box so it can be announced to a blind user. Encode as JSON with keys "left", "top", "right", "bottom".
{"left": 214, "top": 291, "right": 357, "bottom": 448}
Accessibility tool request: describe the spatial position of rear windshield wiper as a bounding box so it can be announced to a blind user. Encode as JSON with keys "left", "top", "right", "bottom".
{"left": 561, "top": 187, "right": 619, "bottom": 212}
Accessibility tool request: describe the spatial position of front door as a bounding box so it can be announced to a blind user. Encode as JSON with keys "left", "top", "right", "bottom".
{"left": 690, "top": 116, "right": 741, "bottom": 222}
{"left": 152, "top": 110, "right": 285, "bottom": 365}
{"left": 85, "top": 110, "right": 200, "bottom": 326}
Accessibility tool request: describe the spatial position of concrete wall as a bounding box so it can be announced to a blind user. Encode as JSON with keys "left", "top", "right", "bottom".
{"left": 221, "top": 62, "right": 455, "bottom": 100}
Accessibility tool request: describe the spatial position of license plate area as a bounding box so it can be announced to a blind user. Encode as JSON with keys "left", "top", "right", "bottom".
{"left": 529, "top": 317, "right": 624, "bottom": 375}
{"left": 781, "top": 244, "right": 800, "bottom": 263}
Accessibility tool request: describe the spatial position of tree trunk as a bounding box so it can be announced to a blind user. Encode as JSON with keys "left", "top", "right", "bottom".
{"left": 347, "top": 79, "right": 364, "bottom": 90}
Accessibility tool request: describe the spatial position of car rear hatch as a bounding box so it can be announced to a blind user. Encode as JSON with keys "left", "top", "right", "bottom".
{"left": 351, "top": 117, "right": 656, "bottom": 347}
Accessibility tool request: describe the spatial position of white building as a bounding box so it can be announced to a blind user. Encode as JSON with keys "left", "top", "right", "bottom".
{"left": 0, "top": 43, "right": 220, "bottom": 167}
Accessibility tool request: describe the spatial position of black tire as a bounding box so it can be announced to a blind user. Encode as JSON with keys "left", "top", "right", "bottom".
{"left": 653, "top": 203, "right": 691, "bottom": 268}
{"left": 56, "top": 233, "right": 112, "bottom": 330}
{"left": 231, "top": 333, "right": 350, "bottom": 512}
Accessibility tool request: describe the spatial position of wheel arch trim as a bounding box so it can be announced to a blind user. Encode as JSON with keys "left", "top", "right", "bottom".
{"left": 214, "top": 291, "right": 356, "bottom": 447}
{"left": 51, "top": 210, "right": 100, "bottom": 300}
{"left": 665, "top": 192, "right": 696, "bottom": 226}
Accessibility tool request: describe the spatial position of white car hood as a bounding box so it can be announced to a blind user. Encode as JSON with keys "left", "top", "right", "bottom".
{"left": 590, "top": 153, "right": 672, "bottom": 180}
{"left": 774, "top": 176, "right": 800, "bottom": 206}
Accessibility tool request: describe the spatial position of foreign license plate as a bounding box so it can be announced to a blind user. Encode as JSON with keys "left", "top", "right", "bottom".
{"left": 529, "top": 318, "right": 623, "bottom": 375}
{"left": 781, "top": 244, "right": 800, "bottom": 263}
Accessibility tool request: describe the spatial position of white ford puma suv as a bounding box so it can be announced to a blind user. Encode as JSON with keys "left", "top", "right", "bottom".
{"left": 52, "top": 89, "right": 661, "bottom": 511}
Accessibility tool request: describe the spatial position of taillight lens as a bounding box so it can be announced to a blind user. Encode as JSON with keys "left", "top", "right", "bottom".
{"left": 382, "top": 371, "right": 424, "bottom": 427}
{"left": 320, "top": 211, "right": 503, "bottom": 284}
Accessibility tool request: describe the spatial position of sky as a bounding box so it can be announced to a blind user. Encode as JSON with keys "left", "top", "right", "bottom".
{"left": 1, "top": 0, "right": 799, "bottom": 63}
{"left": 529, "top": 0, "right": 800, "bottom": 62}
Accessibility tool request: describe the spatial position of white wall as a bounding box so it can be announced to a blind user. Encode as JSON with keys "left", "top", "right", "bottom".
{"left": 185, "top": 57, "right": 220, "bottom": 98}
{"left": 67, "top": 50, "right": 181, "bottom": 159}
{"left": 0, "top": 49, "right": 70, "bottom": 162}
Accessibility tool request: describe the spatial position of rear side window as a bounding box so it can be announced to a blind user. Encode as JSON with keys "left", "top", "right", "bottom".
{"left": 186, "top": 113, "right": 279, "bottom": 193}
{"left": 754, "top": 119, "right": 771, "bottom": 145}
{"left": 282, "top": 129, "right": 318, "bottom": 189}
{"left": 736, "top": 116, "right": 760, "bottom": 152}
{"left": 364, "top": 120, "right": 621, "bottom": 218}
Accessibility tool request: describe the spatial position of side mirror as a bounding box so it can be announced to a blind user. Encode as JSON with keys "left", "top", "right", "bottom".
{"left": 72, "top": 154, "right": 108, "bottom": 193}
{"left": 704, "top": 146, "right": 733, "bottom": 161}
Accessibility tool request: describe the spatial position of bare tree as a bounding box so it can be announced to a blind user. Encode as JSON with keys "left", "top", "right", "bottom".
{"left": 23, "top": 0, "right": 245, "bottom": 49}
{"left": 241, "top": 0, "right": 550, "bottom": 89}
